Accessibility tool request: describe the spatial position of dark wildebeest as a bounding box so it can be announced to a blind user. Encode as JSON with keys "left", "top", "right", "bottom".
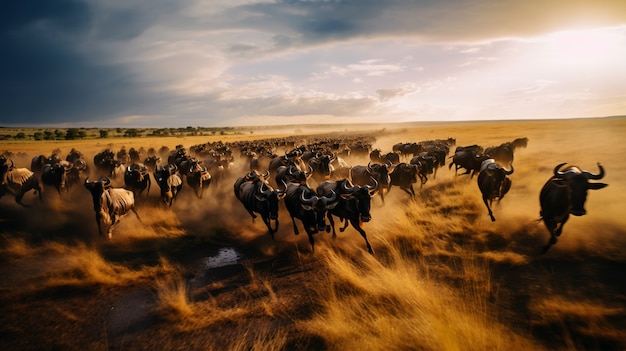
{"left": 317, "top": 178, "right": 378, "bottom": 254}
{"left": 275, "top": 164, "right": 312, "bottom": 188}
{"left": 0, "top": 157, "right": 42, "bottom": 207}
{"left": 154, "top": 164, "right": 183, "bottom": 208}
{"left": 283, "top": 181, "right": 338, "bottom": 253}
{"left": 143, "top": 156, "right": 161, "bottom": 171}
{"left": 350, "top": 162, "right": 392, "bottom": 203}
{"left": 124, "top": 163, "right": 152, "bottom": 197}
{"left": 234, "top": 171, "right": 286, "bottom": 240}
{"left": 94, "top": 149, "right": 124, "bottom": 178}
{"left": 308, "top": 152, "right": 335, "bottom": 185}
{"left": 187, "top": 163, "right": 212, "bottom": 199}
{"left": 448, "top": 148, "right": 490, "bottom": 178}
{"left": 41, "top": 161, "right": 73, "bottom": 197}
{"left": 484, "top": 137, "right": 528, "bottom": 168}
{"left": 477, "top": 159, "right": 514, "bottom": 222}
{"left": 539, "top": 162, "right": 607, "bottom": 254}
{"left": 370, "top": 149, "right": 400, "bottom": 165}
{"left": 389, "top": 162, "right": 420, "bottom": 199}
{"left": 410, "top": 153, "right": 434, "bottom": 187}
{"left": 84, "top": 177, "right": 141, "bottom": 239}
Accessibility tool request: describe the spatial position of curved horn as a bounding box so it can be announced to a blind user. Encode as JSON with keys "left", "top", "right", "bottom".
{"left": 300, "top": 189, "right": 317, "bottom": 205}
{"left": 10, "top": 159, "right": 14, "bottom": 169}
{"left": 84, "top": 177, "right": 90, "bottom": 184}
{"left": 367, "top": 161, "right": 372, "bottom": 172}
{"left": 583, "top": 163, "right": 605, "bottom": 180}
{"left": 504, "top": 164, "right": 514, "bottom": 175}
{"left": 553, "top": 162, "right": 568, "bottom": 176}
{"left": 365, "top": 177, "right": 379, "bottom": 193}
{"left": 322, "top": 190, "right": 337, "bottom": 205}
{"left": 262, "top": 170, "right": 270, "bottom": 179}
{"left": 342, "top": 179, "right": 355, "bottom": 192}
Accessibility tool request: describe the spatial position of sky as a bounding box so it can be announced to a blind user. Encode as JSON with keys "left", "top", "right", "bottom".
{"left": 2, "top": 0, "right": 626, "bottom": 128}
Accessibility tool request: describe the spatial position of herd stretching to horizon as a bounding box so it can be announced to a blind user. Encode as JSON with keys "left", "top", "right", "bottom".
{"left": 0, "top": 133, "right": 607, "bottom": 254}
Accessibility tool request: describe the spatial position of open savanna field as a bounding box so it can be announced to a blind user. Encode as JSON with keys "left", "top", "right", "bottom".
{"left": 1, "top": 117, "right": 625, "bottom": 351}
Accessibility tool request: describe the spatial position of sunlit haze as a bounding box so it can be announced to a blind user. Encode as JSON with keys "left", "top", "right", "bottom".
{"left": 2, "top": 0, "right": 625, "bottom": 127}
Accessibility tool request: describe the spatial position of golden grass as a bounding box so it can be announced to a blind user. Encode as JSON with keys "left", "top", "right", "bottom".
{"left": 304, "top": 245, "right": 542, "bottom": 351}
{"left": 1, "top": 117, "right": 625, "bottom": 350}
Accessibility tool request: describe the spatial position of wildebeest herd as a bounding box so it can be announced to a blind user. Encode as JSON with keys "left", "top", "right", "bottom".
{"left": 0, "top": 134, "right": 607, "bottom": 254}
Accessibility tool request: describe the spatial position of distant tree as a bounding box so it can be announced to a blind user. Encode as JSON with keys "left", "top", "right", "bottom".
{"left": 116, "top": 128, "right": 123, "bottom": 134}
{"left": 14, "top": 132, "right": 26, "bottom": 139}
{"left": 33, "top": 131, "right": 44, "bottom": 140}
{"left": 44, "top": 131, "right": 54, "bottom": 140}
{"left": 54, "top": 129, "right": 65, "bottom": 140}
{"left": 124, "top": 128, "right": 139, "bottom": 137}
{"left": 65, "top": 128, "right": 81, "bottom": 140}
{"left": 78, "top": 130, "right": 87, "bottom": 139}
{"left": 99, "top": 130, "right": 109, "bottom": 138}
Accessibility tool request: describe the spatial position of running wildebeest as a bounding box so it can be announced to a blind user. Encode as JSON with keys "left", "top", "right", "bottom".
{"left": 539, "top": 162, "right": 607, "bottom": 254}
{"left": 477, "top": 159, "right": 513, "bottom": 222}
{"left": 84, "top": 177, "right": 141, "bottom": 239}
{"left": 234, "top": 171, "right": 286, "bottom": 239}
{"left": 317, "top": 178, "right": 378, "bottom": 254}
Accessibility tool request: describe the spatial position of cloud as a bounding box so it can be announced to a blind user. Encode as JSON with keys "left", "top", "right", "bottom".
{"left": 377, "top": 84, "right": 417, "bottom": 102}
{"left": 1, "top": 0, "right": 625, "bottom": 126}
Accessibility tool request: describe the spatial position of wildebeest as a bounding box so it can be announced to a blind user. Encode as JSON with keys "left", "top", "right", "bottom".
{"left": 448, "top": 148, "right": 490, "bottom": 178}
{"left": 154, "top": 164, "right": 183, "bottom": 207}
{"left": 317, "top": 178, "right": 378, "bottom": 254}
{"left": 370, "top": 149, "right": 400, "bottom": 165}
{"left": 124, "top": 163, "right": 152, "bottom": 197}
{"left": 477, "top": 159, "right": 513, "bottom": 222}
{"left": 484, "top": 137, "right": 528, "bottom": 168}
{"left": 283, "top": 181, "right": 338, "bottom": 253}
{"left": 350, "top": 162, "right": 392, "bottom": 203}
{"left": 41, "top": 161, "right": 73, "bottom": 197}
{"left": 409, "top": 154, "right": 434, "bottom": 187}
{"left": 539, "top": 162, "right": 607, "bottom": 254}
{"left": 84, "top": 177, "right": 141, "bottom": 239}
{"left": 389, "top": 162, "right": 420, "bottom": 199}
{"left": 0, "top": 157, "right": 42, "bottom": 207}
{"left": 234, "top": 171, "right": 286, "bottom": 239}
{"left": 308, "top": 152, "right": 335, "bottom": 185}
{"left": 94, "top": 149, "right": 124, "bottom": 178}
{"left": 187, "top": 163, "right": 212, "bottom": 199}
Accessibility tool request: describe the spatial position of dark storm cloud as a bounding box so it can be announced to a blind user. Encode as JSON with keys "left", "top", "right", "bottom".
{"left": 1, "top": 0, "right": 625, "bottom": 126}
{"left": 0, "top": 0, "right": 174, "bottom": 125}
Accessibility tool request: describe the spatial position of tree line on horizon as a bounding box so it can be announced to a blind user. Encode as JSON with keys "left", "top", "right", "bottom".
{"left": 0, "top": 126, "right": 239, "bottom": 141}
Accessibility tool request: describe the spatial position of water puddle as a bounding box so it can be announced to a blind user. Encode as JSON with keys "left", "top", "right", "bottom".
{"left": 203, "top": 247, "right": 242, "bottom": 269}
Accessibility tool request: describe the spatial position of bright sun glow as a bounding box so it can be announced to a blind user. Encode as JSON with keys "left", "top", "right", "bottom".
{"left": 542, "top": 26, "right": 626, "bottom": 67}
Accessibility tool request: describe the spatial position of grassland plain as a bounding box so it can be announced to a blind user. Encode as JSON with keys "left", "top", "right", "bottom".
{"left": 0, "top": 117, "right": 625, "bottom": 350}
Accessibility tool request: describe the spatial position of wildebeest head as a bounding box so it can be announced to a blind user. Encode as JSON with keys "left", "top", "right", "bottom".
{"left": 300, "top": 189, "right": 338, "bottom": 232}
{"left": 256, "top": 182, "right": 286, "bottom": 220}
{"left": 341, "top": 178, "right": 378, "bottom": 222}
{"left": 552, "top": 162, "right": 607, "bottom": 216}
{"left": 366, "top": 161, "right": 391, "bottom": 188}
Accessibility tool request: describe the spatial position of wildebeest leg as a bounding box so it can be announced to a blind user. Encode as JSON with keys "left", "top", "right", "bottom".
{"left": 326, "top": 213, "right": 337, "bottom": 238}
{"left": 131, "top": 207, "right": 143, "bottom": 224}
{"left": 261, "top": 214, "right": 276, "bottom": 240}
{"left": 339, "top": 217, "right": 349, "bottom": 233}
{"left": 350, "top": 218, "right": 374, "bottom": 254}
{"left": 291, "top": 216, "right": 300, "bottom": 235}
{"left": 246, "top": 209, "right": 258, "bottom": 220}
{"left": 401, "top": 185, "right": 416, "bottom": 200}
{"left": 483, "top": 196, "right": 495, "bottom": 222}
{"left": 306, "top": 231, "right": 315, "bottom": 253}
{"left": 541, "top": 234, "right": 557, "bottom": 254}
{"left": 95, "top": 213, "right": 104, "bottom": 237}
